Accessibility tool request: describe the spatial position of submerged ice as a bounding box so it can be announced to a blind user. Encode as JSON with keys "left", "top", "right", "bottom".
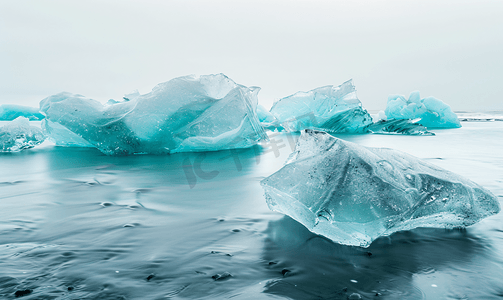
{"left": 385, "top": 91, "right": 461, "bottom": 128}
{"left": 367, "top": 119, "right": 434, "bottom": 136}
{"left": 40, "top": 74, "right": 268, "bottom": 155}
{"left": 0, "top": 117, "right": 46, "bottom": 152}
{"left": 261, "top": 130, "right": 500, "bottom": 247}
{"left": 269, "top": 80, "right": 373, "bottom": 133}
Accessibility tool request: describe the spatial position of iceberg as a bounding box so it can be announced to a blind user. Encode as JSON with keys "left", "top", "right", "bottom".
{"left": 40, "top": 74, "right": 268, "bottom": 155}
{"left": 367, "top": 119, "right": 434, "bottom": 136}
{"left": 384, "top": 91, "right": 461, "bottom": 128}
{"left": 0, "top": 117, "right": 46, "bottom": 152}
{"left": 0, "top": 104, "right": 44, "bottom": 121}
{"left": 261, "top": 129, "right": 500, "bottom": 247}
{"left": 269, "top": 80, "right": 373, "bottom": 133}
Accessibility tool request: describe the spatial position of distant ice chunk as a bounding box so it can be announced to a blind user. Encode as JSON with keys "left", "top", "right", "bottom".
{"left": 40, "top": 74, "right": 268, "bottom": 155}
{"left": 456, "top": 112, "right": 503, "bottom": 122}
{"left": 367, "top": 119, "right": 434, "bottom": 136}
{"left": 105, "top": 90, "right": 138, "bottom": 106}
{"left": 384, "top": 91, "right": 461, "bottom": 128}
{"left": 261, "top": 130, "right": 500, "bottom": 247}
{"left": 270, "top": 80, "right": 373, "bottom": 133}
{"left": 0, "top": 117, "right": 46, "bottom": 152}
{"left": 371, "top": 110, "right": 387, "bottom": 123}
{"left": 257, "top": 104, "right": 284, "bottom": 131}
{"left": 0, "top": 104, "right": 44, "bottom": 121}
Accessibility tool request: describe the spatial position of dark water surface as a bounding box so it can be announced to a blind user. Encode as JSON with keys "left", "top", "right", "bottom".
{"left": 1, "top": 122, "right": 502, "bottom": 299}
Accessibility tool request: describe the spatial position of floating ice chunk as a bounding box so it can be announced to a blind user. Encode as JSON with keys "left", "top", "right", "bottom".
{"left": 384, "top": 91, "right": 461, "bottom": 128}
{"left": 368, "top": 119, "right": 434, "bottom": 136}
{"left": 40, "top": 74, "right": 268, "bottom": 155}
{"left": 0, "top": 104, "right": 44, "bottom": 121}
{"left": 270, "top": 80, "right": 373, "bottom": 133}
{"left": 0, "top": 117, "right": 46, "bottom": 152}
{"left": 261, "top": 130, "right": 500, "bottom": 247}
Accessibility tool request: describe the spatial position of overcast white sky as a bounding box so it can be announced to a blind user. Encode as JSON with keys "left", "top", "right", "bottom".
{"left": 1, "top": 0, "right": 502, "bottom": 111}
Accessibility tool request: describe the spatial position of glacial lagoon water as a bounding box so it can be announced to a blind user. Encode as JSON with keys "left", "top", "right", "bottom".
{"left": 0, "top": 121, "right": 502, "bottom": 299}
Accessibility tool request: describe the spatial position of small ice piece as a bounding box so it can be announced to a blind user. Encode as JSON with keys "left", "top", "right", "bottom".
{"left": 367, "top": 119, "right": 434, "bottom": 136}
{"left": 0, "top": 117, "right": 46, "bottom": 152}
{"left": 270, "top": 80, "right": 373, "bottom": 133}
{"left": 384, "top": 91, "right": 461, "bottom": 128}
{"left": 40, "top": 74, "right": 268, "bottom": 155}
{"left": 0, "top": 104, "right": 45, "bottom": 121}
{"left": 261, "top": 130, "right": 500, "bottom": 247}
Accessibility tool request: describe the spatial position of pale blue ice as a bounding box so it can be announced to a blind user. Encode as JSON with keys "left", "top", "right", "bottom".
{"left": 0, "top": 117, "right": 46, "bottom": 152}
{"left": 367, "top": 119, "right": 434, "bottom": 136}
{"left": 0, "top": 104, "right": 44, "bottom": 121}
{"left": 261, "top": 129, "right": 500, "bottom": 247}
{"left": 385, "top": 91, "right": 461, "bottom": 128}
{"left": 40, "top": 74, "right": 268, "bottom": 155}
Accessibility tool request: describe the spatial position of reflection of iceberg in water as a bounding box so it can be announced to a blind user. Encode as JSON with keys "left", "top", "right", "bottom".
{"left": 261, "top": 215, "right": 488, "bottom": 300}
{"left": 261, "top": 130, "right": 500, "bottom": 247}
{"left": 40, "top": 74, "right": 268, "bottom": 155}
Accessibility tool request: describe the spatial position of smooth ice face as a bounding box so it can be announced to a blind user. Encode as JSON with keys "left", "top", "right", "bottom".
{"left": 270, "top": 80, "right": 373, "bottom": 133}
{"left": 42, "top": 119, "right": 94, "bottom": 147}
{"left": 40, "top": 74, "right": 268, "bottom": 155}
{"left": 0, "top": 104, "right": 44, "bottom": 121}
{"left": 261, "top": 130, "right": 500, "bottom": 247}
{"left": 367, "top": 119, "right": 434, "bottom": 136}
{"left": 0, "top": 117, "right": 46, "bottom": 152}
{"left": 384, "top": 91, "right": 461, "bottom": 128}
{"left": 256, "top": 104, "right": 275, "bottom": 123}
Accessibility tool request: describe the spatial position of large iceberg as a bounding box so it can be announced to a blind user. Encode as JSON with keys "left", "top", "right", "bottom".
{"left": 269, "top": 80, "right": 373, "bottom": 133}
{"left": 261, "top": 130, "right": 500, "bottom": 247}
{"left": 40, "top": 74, "right": 268, "bottom": 155}
{"left": 384, "top": 91, "right": 461, "bottom": 128}
{"left": 0, "top": 104, "right": 44, "bottom": 121}
{"left": 0, "top": 117, "right": 46, "bottom": 152}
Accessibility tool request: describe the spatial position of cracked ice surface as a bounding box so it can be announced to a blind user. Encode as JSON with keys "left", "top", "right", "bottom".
{"left": 40, "top": 74, "right": 268, "bottom": 155}
{"left": 269, "top": 80, "right": 373, "bottom": 133}
{"left": 385, "top": 91, "right": 461, "bottom": 128}
{"left": 261, "top": 129, "right": 500, "bottom": 247}
{"left": 0, "top": 117, "right": 46, "bottom": 152}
